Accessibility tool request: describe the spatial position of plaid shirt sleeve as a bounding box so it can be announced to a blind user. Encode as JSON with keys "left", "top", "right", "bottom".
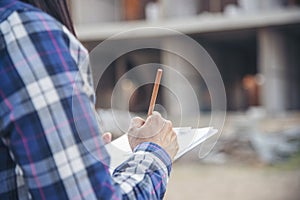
{"left": 0, "top": 2, "right": 172, "bottom": 200}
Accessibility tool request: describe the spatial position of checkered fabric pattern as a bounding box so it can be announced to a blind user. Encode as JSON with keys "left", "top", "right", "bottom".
{"left": 0, "top": 1, "right": 172, "bottom": 199}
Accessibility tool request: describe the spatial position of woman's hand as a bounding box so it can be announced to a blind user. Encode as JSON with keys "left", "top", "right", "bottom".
{"left": 127, "top": 112, "right": 179, "bottom": 160}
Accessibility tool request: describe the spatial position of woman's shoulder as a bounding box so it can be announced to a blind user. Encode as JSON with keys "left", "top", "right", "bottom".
{"left": 0, "top": 1, "right": 87, "bottom": 64}
{"left": 1, "top": 1, "right": 84, "bottom": 50}
{"left": 1, "top": 1, "right": 51, "bottom": 24}
{"left": 1, "top": 2, "right": 70, "bottom": 40}
{"left": 6, "top": 3, "right": 63, "bottom": 32}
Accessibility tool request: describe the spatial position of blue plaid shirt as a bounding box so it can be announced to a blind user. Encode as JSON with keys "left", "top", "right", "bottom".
{"left": 0, "top": 0, "right": 172, "bottom": 199}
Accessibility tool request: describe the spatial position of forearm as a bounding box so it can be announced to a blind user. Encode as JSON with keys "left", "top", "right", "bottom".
{"left": 112, "top": 142, "right": 172, "bottom": 200}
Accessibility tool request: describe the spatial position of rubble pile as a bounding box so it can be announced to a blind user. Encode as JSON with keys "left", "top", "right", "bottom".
{"left": 203, "top": 127, "right": 300, "bottom": 165}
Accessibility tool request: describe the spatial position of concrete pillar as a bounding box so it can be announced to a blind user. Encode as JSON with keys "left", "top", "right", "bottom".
{"left": 71, "top": 0, "right": 120, "bottom": 24}
{"left": 258, "top": 29, "right": 289, "bottom": 114}
{"left": 161, "top": 38, "right": 202, "bottom": 120}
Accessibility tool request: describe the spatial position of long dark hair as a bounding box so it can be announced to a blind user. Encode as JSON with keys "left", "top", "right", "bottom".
{"left": 21, "top": 0, "right": 76, "bottom": 36}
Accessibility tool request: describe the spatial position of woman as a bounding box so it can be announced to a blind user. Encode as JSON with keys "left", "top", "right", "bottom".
{"left": 0, "top": 0, "right": 178, "bottom": 199}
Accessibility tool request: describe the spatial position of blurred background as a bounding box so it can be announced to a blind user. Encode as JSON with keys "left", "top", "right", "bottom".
{"left": 71, "top": 0, "right": 300, "bottom": 199}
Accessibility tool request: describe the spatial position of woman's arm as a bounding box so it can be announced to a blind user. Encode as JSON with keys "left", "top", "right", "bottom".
{"left": 0, "top": 7, "right": 172, "bottom": 199}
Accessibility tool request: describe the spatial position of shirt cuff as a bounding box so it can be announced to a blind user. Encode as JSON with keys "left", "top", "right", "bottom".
{"left": 134, "top": 142, "right": 172, "bottom": 176}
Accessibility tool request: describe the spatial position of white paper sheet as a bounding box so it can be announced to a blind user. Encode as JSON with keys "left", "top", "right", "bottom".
{"left": 105, "top": 127, "right": 218, "bottom": 171}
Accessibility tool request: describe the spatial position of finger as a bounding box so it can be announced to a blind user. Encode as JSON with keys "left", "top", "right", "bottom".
{"left": 144, "top": 111, "right": 164, "bottom": 127}
{"left": 171, "top": 130, "right": 177, "bottom": 141}
{"left": 130, "top": 117, "right": 145, "bottom": 128}
{"left": 152, "top": 111, "right": 162, "bottom": 117}
{"left": 163, "top": 120, "right": 173, "bottom": 134}
{"left": 152, "top": 119, "right": 171, "bottom": 142}
{"left": 144, "top": 111, "right": 163, "bottom": 125}
{"left": 102, "top": 132, "right": 112, "bottom": 144}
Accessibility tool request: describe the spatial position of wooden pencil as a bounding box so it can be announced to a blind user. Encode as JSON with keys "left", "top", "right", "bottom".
{"left": 147, "top": 69, "right": 163, "bottom": 116}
